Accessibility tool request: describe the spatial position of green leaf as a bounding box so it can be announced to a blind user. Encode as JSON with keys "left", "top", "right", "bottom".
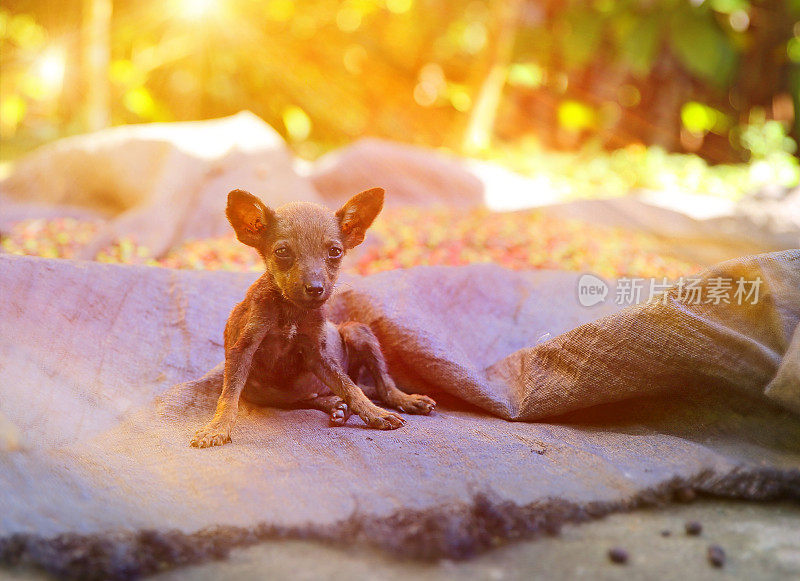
{"left": 615, "top": 15, "right": 661, "bottom": 76}
{"left": 561, "top": 8, "right": 605, "bottom": 69}
{"left": 669, "top": 8, "right": 738, "bottom": 87}
{"left": 709, "top": 0, "right": 750, "bottom": 15}
{"left": 788, "top": 37, "right": 800, "bottom": 64}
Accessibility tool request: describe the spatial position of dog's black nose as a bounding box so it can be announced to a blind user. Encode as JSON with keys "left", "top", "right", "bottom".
{"left": 304, "top": 283, "right": 324, "bottom": 298}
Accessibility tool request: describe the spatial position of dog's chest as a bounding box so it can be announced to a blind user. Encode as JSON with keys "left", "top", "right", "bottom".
{"left": 249, "top": 316, "right": 314, "bottom": 381}
{"left": 262, "top": 322, "right": 301, "bottom": 359}
{"left": 277, "top": 321, "right": 299, "bottom": 346}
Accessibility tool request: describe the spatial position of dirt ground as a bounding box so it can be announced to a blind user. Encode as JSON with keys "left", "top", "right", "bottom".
{"left": 9, "top": 499, "right": 795, "bottom": 580}
{"left": 146, "top": 500, "right": 798, "bottom": 581}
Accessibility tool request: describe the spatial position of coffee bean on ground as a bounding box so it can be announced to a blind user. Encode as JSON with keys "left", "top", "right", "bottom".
{"left": 660, "top": 529, "right": 671, "bottom": 537}
{"left": 685, "top": 521, "right": 703, "bottom": 536}
{"left": 707, "top": 544, "right": 725, "bottom": 568}
{"left": 608, "top": 547, "right": 629, "bottom": 564}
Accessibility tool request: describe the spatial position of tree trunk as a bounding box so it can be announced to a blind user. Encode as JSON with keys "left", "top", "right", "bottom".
{"left": 462, "top": 0, "right": 522, "bottom": 154}
{"left": 82, "top": 0, "right": 112, "bottom": 132}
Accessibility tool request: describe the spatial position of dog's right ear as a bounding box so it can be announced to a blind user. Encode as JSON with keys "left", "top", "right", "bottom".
{"left": 226, "top": 189, "right": 275, "bottom": 248}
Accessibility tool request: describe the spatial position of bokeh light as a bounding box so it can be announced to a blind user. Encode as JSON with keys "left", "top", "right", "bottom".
{"left": 177, "top": 0, "right": 221, "bottom": 21}
{"left": 34, "top": 46, "right": 65, "bottom": 92}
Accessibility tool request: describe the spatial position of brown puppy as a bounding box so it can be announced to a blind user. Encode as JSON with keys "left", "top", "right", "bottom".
{"left": 191, "top": 187, "right": 436, "bottom": 448}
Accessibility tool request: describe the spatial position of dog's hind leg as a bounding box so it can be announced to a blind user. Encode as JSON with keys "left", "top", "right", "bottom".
{"left": 338, "top": 322, "right": 436, "bottom": 415}
{"left": 305, "top": 394, "right": 352, "bottom": 426}
{"left": 185, "top": 361, "right": 225, "bottom": 398}
{"left": 157, "top": 362, "right": 224, "bottom": 417}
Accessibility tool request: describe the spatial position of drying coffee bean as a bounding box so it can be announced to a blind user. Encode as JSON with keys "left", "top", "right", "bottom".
{"left": 707, "top": 544, "right": 725, "bottom": 568}
{"left": 608, "top": 547, "right": 629, "bottom": 564}
{"left": 685, "top": 521, "right": 702, "bottom": 536}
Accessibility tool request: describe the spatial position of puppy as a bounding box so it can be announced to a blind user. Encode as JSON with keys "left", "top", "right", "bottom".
{"left": 191, "top": 187, "right": 435, "bottom": 448}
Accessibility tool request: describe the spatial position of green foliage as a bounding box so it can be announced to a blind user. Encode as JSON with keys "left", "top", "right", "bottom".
{"left": 485, "top": 138, "right": 798, "bottom": 202}
{"left": 738, "top": 115, "right": 798, "bottom": 160}
{"left": 788, "top": 37, "right": 800, "bottom": 63}
{"left": 0, "top": 0, "right": 797, "bottom": 169}
{"left": 613, "top": 15, "right": 660, "bottom": 77}
{"left": 730, "top": 111, "right": 800, "bottom": 188}
{"left": 517, "top": 0, "right": 743, "bottom": 85}
{"left": 560, "top": 7, "right": 604, "bottom": 69}
{"left": 506, "top": 0, "right": 783, "bottom": 156}
{"left": 668, "top": 6, "right": 737, "bottom": 86}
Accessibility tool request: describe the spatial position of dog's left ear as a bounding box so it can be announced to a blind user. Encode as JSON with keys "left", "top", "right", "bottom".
{"left": 336, "top": 187, "right": 384, "bottom": 249}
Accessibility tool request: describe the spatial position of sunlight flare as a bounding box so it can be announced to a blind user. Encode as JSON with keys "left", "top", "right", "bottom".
{"left": 34, "top": 46, "right": 66, "bottom": 91}
{"left": 177, "top": 0, "right": 220, "bottom": 21}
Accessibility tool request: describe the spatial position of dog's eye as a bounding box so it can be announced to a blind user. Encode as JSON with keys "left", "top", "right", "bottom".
{"left": 328, "top": 247, "right": 343, "bottom": 259}
{"left": 274, "top": 247, "right": 291, "bottom": 258}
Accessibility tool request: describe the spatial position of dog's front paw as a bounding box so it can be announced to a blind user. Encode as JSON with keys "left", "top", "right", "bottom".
{"left": 396, "top": 394, "right": 436, "bottom": 415}
{"left": 191, "top": 422, "right": 233, "bottom": 448}
{"left": 359, "top": 407, "right": 405, "bottom": 430}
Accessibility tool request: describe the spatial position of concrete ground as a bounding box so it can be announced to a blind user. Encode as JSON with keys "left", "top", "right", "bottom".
{"left": 4, "top": 500, "right": 799, "bottom": 580}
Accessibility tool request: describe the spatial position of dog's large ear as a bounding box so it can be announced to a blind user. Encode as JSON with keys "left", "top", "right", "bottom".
{"left": 226, "top": 189, "right": 275, "bottom": 247}
{"left": 335, "top": 187, "right": 384, "bottom": 249}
